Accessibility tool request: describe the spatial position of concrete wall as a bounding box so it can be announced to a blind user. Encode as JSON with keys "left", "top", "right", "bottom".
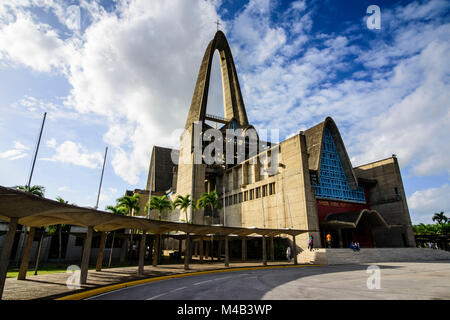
{"left": 354, "top": 157, "right": 416, "bottom": 247}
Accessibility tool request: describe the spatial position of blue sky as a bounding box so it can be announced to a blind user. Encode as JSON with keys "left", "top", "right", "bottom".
{"left": 0, "top": 0, "right": 448, "bottom": 223}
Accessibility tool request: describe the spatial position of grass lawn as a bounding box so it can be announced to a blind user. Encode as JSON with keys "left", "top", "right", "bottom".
{"left": 6, "top": 255, "right": 177, "bottom": 278}
{"left": 7, "top": 266, "right": 69, "bottom": 278}
{"left": 6, "top": 261, "right": 145, "bottom": 278}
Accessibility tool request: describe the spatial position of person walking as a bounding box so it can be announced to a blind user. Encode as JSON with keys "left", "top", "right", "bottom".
{"left": 286, "top": 246, "right": 291, "bottom": 262}
{"left": 308, "top": 235, "right": 314, "bottom": 251}
{"left": 326, "top": 233, "right": 332, "bottom": 248}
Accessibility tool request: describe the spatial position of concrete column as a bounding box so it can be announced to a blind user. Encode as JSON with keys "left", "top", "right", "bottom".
{"left": 224, "top": 236, "right": 229, "bottom": 267}
{"left": 211, "top": 237, "right": 214, "bottom": 262}
{"left": 96, "top": 232, "right": 106, "bottom": 272}
{"left": 241, "top": 238, "right": 247, "bottom": 261}
{"left": 152, "top": 234, "right": 160, "bottom": 267}
{"left": 120, "top": 237, "right": 128, "bottom": 263}
{"left": 217, "top": 238, "right": 222, "bottom": 261}
{"left": 178, "top": 238, "right": 182, "bottom": 254}
{"left": 270, "top": 236, "right": 275, "bottom": 261}
{"left": 205, "top": 240, "right": 209, "bottom": 258}
{"left": 184, "top": 233, "right": 190, "bottom": 270}
{"left": 262, "top": 236, "right": 267, "bottom": 266}
{"left": 138, "top": 232, "right": 147, "bottom": 275}
{"left": 18, "top": 227, "right": 36, "bottom": 280}
{"left": 194, "top": 241, "right": 198, "bottom": 256}
{"left": 337, "top": 229, "right": 344, "bottom": 248}
{"left": 292, "top": 235, "right": 298, "bottom": 265}
{"left": 0, "top": 217, "right": 19, "bottom": 299}
{"left": 199, "top": 239, "right": 204, "bottom": 264}
{"left": 80, "top": 226, "right": 94, "bottom": 284}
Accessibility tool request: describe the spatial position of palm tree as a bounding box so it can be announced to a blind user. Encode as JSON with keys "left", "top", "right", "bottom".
{"left": 54, "top": 196, "right": 72, "bottom": 263}
{"left": 432, "top": 212, "right": 448, "bottom": 225}
{"left": 15, "top": 184, "right": 45, "bottom": 197}
{"left": 105, "top": 205, "right": 127, "bottom": 267}
{"left": 106, "top": 205, "right": 127, "bottom": 216}
{"left": 14, "top": 185, "right": 45, "bottom": 268}
{"left": 116, "top": 194, "right": 141, "bottom": 250}
{"left": 173, "top": 194, "right": 192, "bottom": 223}
{"left": 116, "top": 194, "right": 141, "bottom": 216}
{"left": 196, "top": 190, "right": 221, "bottom": 223}
{"left": 149, "top": 195, "right": 173, "bottom": 220}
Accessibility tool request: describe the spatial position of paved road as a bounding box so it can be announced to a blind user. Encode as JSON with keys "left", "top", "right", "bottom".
{"left": 88, "top": 261, "right": 450, "bottom": 300}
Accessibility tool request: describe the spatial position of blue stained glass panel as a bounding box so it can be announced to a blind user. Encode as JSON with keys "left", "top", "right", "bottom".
{"left": 314, "top": 127, "right": 366, "bottom": 203}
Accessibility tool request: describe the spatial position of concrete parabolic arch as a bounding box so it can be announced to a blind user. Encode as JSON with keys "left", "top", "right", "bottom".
{"left": 184, "top": 31, "right": 249, "bottom": 130}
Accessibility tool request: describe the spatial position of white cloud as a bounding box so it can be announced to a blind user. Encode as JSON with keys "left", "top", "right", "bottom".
{"left": 1, "top": 0, "right": 448, "bottom": 188}
{"left": 0, "top": 141, "right": 29, "bottom": 160}
{"left": 408, "top": 184, "right": 450, "bottom": 224}
{"left": 43, "top": 140, "right": 103, "bottom": 169}
{"left": 99, "top": 186, "right": 119, "bottom": 204}
{"left": 57, "top": 185, "right": 71, "bottom": 192}
{"left": 0, "top": 11, "right": 76, "bottom": 73}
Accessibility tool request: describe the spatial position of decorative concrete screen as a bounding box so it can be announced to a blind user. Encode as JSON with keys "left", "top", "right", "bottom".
{"left": 315, "top": 127, "right": 365, "bottom": 203}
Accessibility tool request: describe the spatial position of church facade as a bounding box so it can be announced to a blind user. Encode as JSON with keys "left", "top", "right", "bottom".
{"left": 140, "top": 31, "right": 416, "bottom": 255}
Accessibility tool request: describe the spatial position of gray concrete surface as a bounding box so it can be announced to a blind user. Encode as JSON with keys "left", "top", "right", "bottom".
{"left": 88, "top": 261, "right": 450, "bottom": 300}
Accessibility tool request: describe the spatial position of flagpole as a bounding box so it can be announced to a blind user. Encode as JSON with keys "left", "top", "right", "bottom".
{"left": 95, "top": 146, "right": 108, "bottom": 210}
{"left": 17, "top": 112, "right": 46, "bottom": 266}
{"left": 27, "top": 112, "right": 46, "bottom": 188}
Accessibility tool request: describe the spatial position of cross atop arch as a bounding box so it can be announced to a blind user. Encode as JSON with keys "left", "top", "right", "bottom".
{"left": 215, "top": 19, "right": 221, "bottom": 31}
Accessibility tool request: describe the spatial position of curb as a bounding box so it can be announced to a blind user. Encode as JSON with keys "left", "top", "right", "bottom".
{"left": 56, "top": 264, "right": 322, "bottom": 300}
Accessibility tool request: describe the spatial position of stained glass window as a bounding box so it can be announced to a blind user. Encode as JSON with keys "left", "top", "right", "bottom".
{"left": 314, "top": 127, "right": 365, "bottom": 203}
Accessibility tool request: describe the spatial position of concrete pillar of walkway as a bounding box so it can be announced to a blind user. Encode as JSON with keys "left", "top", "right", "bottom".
{"left": 224, "top": 236, "right": 229, "bottom": 267}
{"left": 178, "top": 238, "right": 182, "bottom": 255}
{"left": 217, "top": 238, "right": 222, "bottom": 261}
{"left": 0, "top": 217, "right": 19, "bottom": 299}
{"left": 262, "top": 235, "right": 267, "bottom": 266}
{"left": 205, "top": 240, "right": 209, "bottom": 259}
{"left": 292, "top": 235, "right": 298, "bottom": 265}
{"left": 152, "top": 234, "right": 160, "bottom": 267}
{"left": 270, "top": 236, "right": 275, "bottom": 262}
{"left": 184, "top": 233, "right": 190, "bottom": 270}
{"left": 80, "top": 226, "right": 94, "bottom": 284}
{"left": 194, "top": 241, "right": 198, "bottom": 257}
{"left": 18, "top": 227, "right": 36, "bottom": 280}
{"left": 95, "top": 232, "right": 107, "bottom": 272}
{"left": 120, "top": 237, "right": 128, "bottom": 263}
{"left": 138, "top": 232, "right": 147, "bottom": 275}
{"left": 337, "top": 229, "right": 344, "bottom": 248}
{"left": 199, "top": 239, "right": 204, "bottom": 264}
{"left": 241, "top": 238, "right": 247, "bottom": 261}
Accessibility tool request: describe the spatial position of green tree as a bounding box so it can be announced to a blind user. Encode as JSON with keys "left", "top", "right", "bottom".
{"left": 432, "top": 212, "right": 448, "bottom": 225}
{"left": 116, "top": 194, "right": 141, "bottom": 250}
{"left": 105, "top": 204, "right": 127, "bottom": 267}
{"left": 15, "top": 184, "right": 45, "bottom": 197}
{"left": 53, "top": 196, "right": 73, "bottom": 263}
{"left": 116, "top": 194, "right": 141, "bottom": 216}
{"left": 148, "top": 195, "right": 173, "bottom": 220}
{"left": 14, "top": 185, "right": 45, "bottom": 270}
{"left": 105, "top": 205, "right": 127, "bottom": 216}
{"left": 173, "top": 194, "right": 192, "bottom": 223}
{"left": 196, "top": 190, "right": 221, "bottom": 223}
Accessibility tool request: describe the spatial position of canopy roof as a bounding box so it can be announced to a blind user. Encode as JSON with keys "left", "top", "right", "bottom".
{"left": 0, "top": 186, "right": 310, "bottom": 237}
{"left": 320, "top": 209, "right": 391, "bottom": 229}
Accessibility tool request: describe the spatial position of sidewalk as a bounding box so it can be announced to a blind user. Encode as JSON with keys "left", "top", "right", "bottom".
{"left": 3, "top": 260, "right": 297, "bottom": 300}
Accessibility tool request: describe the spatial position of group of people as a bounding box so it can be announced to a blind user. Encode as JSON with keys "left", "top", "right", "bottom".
{"left": 284, "top": 235, "right": 363, "bottom": 261}
{"left": 350, "top": 241, "right": 360, "bottom": 251}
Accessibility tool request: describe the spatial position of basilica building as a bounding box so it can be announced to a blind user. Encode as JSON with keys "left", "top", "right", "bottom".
{"left": 139, "top": 31, "right": 416, "bottom": 256}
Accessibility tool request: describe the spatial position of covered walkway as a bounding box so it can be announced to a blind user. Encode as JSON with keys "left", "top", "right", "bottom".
{"left": 0, "top": 186, "right": 311, "bottom": 299}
